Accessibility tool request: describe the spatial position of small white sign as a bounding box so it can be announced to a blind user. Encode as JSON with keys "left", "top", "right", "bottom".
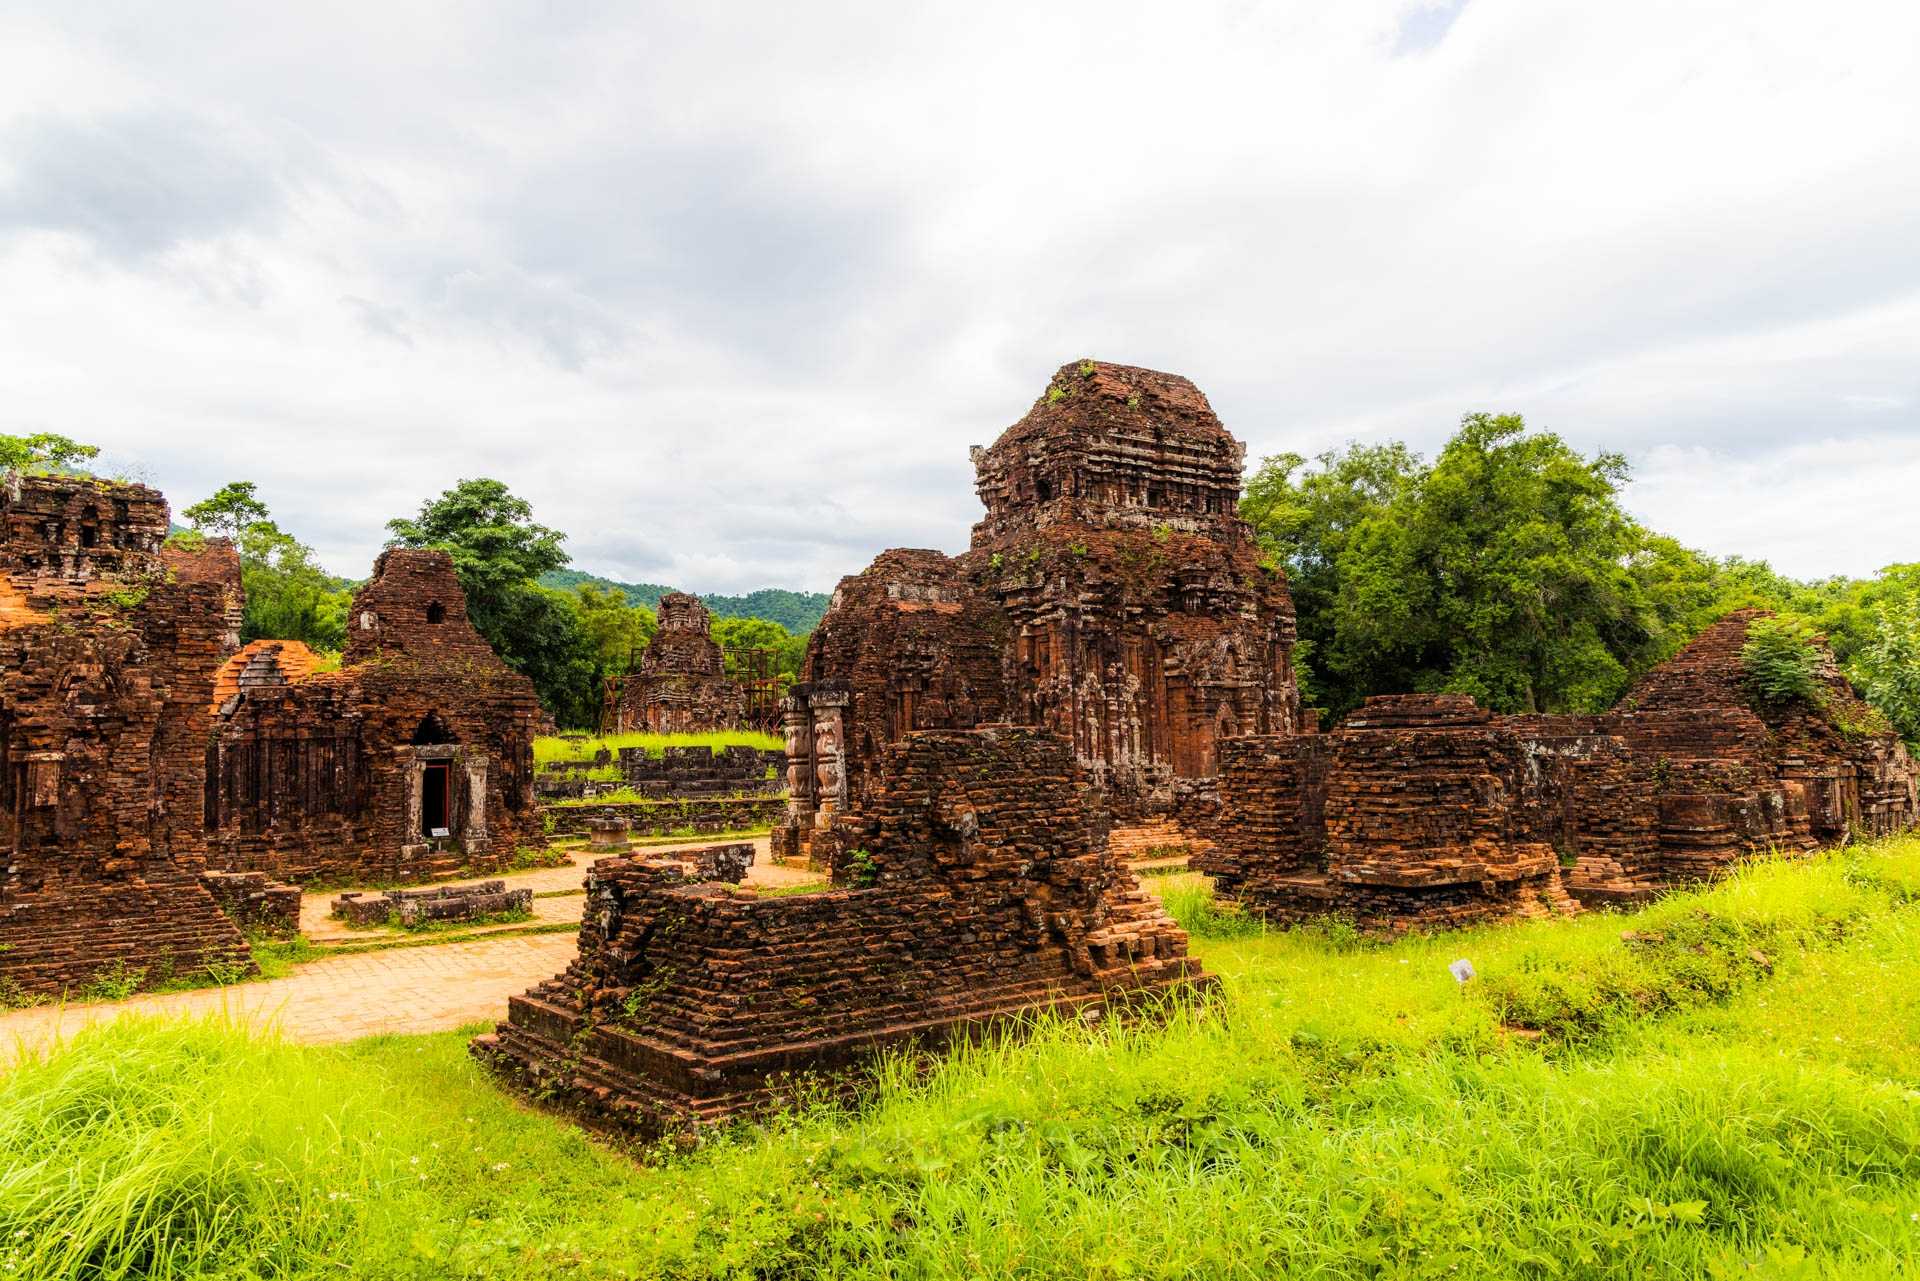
{"left": 429, "top": 827, "right": 450, "bottom": 838}
{"left": 1448, "top": 958, "right": 1476, "bottom": 984}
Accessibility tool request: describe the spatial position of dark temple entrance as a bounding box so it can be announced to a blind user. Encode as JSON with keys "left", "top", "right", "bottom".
{"left": 422, "top": 762, "right": 451, "bottom": 836}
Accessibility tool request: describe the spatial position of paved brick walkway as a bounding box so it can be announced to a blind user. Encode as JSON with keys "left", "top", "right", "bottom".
{"left": 0, "top": 931, "right": 583, "bottom": 1061}
{"left": 0, "top": 835, "right": 827, "bottom": 1064}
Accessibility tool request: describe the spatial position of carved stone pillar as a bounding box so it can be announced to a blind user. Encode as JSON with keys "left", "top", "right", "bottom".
{"left": 780, "top": 692, "right": 816, "bottom": 836}
{"left": 809, "top": 687, "right": 851, "bottom": 833}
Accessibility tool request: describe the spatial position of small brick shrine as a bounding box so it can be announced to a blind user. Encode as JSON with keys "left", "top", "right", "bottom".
{"left": 604, "top": 592, "right": 752, "bottom": 734}
{"left": 475, "top": 726, "right": 1209, "bottom": 1139}
{"left": 0, "top": 473, "right": 255, "bottom": 996}
{"left": 205, "top": 549, "right": 544, "bottom": 884}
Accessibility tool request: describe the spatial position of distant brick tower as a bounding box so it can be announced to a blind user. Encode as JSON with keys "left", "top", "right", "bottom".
{"left": 605, "top": 592, "right": 750, "bottom": 733}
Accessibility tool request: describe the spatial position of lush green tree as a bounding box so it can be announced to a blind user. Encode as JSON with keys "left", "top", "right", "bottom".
{"left": 573, "top": 583, "right": 657, "bottom": 676}
{"left": 1248, "top": 415, "right": 1685, "bottom": 717}
{"left": 182, "top": 481, "right": 271, "bottom": 540}
{"left": 385, "top": 479, "right": 592, "bottom": 722}
{"left": 0, "top": 432, "right": 99, "bottom": 475}
{"left": 235, "top": 522, "right": 350, "bottom": 652}
{"left": 712, "top": 615, "right": 810, "bottom": 685}
{"left": 178, "top": 481, "right": 350, "bottom": 654}
{"left": 496, "top": 585, "right": 599, "bottom": 728}
{"left": 1242, "top": 442, "right": 1421, "bottom": 709}
{"left": 1739, "top": 616, "right": 1825, "bottom": 710}
{"left": 385, "top": 479, "right": 569, "bottom": 603}
{"left": 1851, "top": 588, "right": 1920, "bottom": 748}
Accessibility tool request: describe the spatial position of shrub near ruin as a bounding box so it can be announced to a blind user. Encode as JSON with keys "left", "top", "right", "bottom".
{"left": 7, "top": 838, "right": 1920, "bottom": 1279}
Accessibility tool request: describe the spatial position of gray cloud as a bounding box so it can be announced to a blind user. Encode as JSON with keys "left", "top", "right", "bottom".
{"left": 0, "top": 111, "right": 288, "bottom": 258}
{"left": 0, "top": 0, "right": 1915, "bottom": 592}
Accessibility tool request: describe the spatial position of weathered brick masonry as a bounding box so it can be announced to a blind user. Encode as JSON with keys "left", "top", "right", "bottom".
{"left": 541, "top": 796, "right": 787, "bottom": 839}
{"left": 476, "top": 727, "right": 1209, "bottom": 1138}
{"left": 0, "top": 474, "right": 255, "bottom": 996}
{"left": 205, "top": 549, "right": 544, "bottom": 884}
{"left": 1203, "top": 611, "right": 1919, "bottom": 923}
{"left": 605, "top": 592, "right": 751, "bottom": 734}
{"left": 1199, "top": 696, "right": 1579, "bottom": 930}
{"left": 778, "top": 361, "right": 1304, "bottom": 859}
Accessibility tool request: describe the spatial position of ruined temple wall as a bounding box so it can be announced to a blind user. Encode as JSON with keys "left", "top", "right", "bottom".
{"left": 1202, "top": 696, "right": 1579, "bottom": 930}
{"left": 976, "top": 527, "right": 1299, "bottom": 813}
{"left": 477, "top": 727, "right": 1207, "bottom": 1138}
{"left": 611, "top": 672, "right": 747, "bottom": 734}
{"left": 1204, "top": 612, "right": 1918, "bottom": 924}
{"left": 207, "top": 550, "right": 542, "bottom": 884}
{"left": 0, "top": 476, "right": 251, "bottom": 995}
{"left": 778, "top": 549, "right": 1010, "bottom": 854}
{"left": 779, "top": 362, "right": 1303, "bottom": 852}
{"left": 1195, "top": 734, "right": 1331, "bottom": 891}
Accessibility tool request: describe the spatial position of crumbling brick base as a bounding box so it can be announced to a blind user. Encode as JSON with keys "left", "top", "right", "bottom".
{"left": 474, "top": 727, "right": 1209, "bottom": 1138}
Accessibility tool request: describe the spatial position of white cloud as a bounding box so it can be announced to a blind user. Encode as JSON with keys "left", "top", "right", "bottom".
{"left": 0, "top": 0, "right": 1915, "bottom": 591}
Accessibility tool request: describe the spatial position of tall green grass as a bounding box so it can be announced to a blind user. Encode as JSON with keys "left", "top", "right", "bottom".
{"left": 7, "top": 840, "right": 1920, "bottom": 1278}
{"left": 533, "top": 730, "right": 783, "bottom": 771}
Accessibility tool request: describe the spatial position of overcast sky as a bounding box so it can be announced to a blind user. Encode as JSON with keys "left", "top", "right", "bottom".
{"left": 2, "top": 1, "right": 1916, "bottom": 592}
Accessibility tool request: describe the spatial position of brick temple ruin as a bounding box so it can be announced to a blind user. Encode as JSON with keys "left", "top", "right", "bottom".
{"left": 0, "top": 474, "right": 256, "bottom": 996}
{"left": 1199, "top": 610, "right": 1919, "bottom": 926}
{"left": 475, "top": 726, "right": 1208, "bottom": 1138}
{"left": 204, "top": 549, "right": 544, "bottom": 884}
{"left": 777, "top": 360, "right": 1306, "bottom": 862}
{"left": 603, "top": 592, "right": 763, "bottom": 734}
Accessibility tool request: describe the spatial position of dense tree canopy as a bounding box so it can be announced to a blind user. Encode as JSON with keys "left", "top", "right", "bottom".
{"left": 180, "top": 482, "right": 351, "bottom": 654}
{"left": 385, "top": 479, "right": 593, "bottom": 723}
{"left": 1242, "top": 415, "right": 1920, "bottom": 741}
{"left": 573, "top": 583, "right": 657, "bottom": 677}
{"left": 181, "top": 482, "right": 270, "bottom": 539}
{"left": 0, "top": 432, "right": 99, "bottom": 475}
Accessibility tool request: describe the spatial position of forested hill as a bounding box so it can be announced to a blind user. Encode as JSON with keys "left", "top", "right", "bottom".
{"left": 539, "top": 569, "right": 830, "bottom": 633}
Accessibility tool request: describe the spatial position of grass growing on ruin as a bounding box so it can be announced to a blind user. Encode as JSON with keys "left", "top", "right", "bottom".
{"left": 546, "top": 788, "right": 779, "bottom": 807}
{"left": 8, "top": 839, "right": 1920, "bottom": 1279}
{"left": 534, "top": 729, "right": 783, "bottom": 774}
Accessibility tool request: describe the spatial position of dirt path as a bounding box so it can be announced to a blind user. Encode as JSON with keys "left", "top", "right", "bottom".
{"left": 0, "top": 836, "right": 826, "bottom": 1064}
{"left": 0, "top": 931, "right": 584, "bottom": 1060}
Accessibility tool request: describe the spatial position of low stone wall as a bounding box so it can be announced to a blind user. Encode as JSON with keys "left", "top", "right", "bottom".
{"left": 332, "top": 880, "right": 533, "bottom": 928}
{"left": 544, "top": 796, "right": 785, "bottom": 839}
{"left": 1206, "top": 696, "right": 1580, "bottom": 932}
{"left": 537, "top": 745, "right": 785, "bottom": 802}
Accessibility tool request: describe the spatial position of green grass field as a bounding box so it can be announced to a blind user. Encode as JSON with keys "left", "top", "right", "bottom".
{"left": 534, "top": 730, "right": 784, "bottom": 770}
{"left": 8, "top": 840, "right": 1920, "bottom": 1279}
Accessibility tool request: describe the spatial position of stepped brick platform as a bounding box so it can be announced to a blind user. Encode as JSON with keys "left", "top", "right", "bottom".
{"left": 543, "top": 796, "right": 786, "bottom": 839}
{"left": 1201, "top": 696, "right": 1579, "bottom": 931}
{"left": 205, "top": 550, "right": 545, "bottom": 885}
{"left": 603, "top": 593, "right": 754, "bottom": 734}
{"left": 475, "top": 727, "right": 1209, "bottom": 1139}
{"left": 777, "top": 361, "right": 1306, "bottom": 862}
{"left": 1106, "top": 818, "right": 1215, "bottom": 862}
{"left": 1204, "top": 612, "right": 1919, "bottom": 925}
{"left": 0, "top": 474, "right": 255, "bottom": 996}
{"left": 201, "top": 871, "right": 301, "bottom": 938}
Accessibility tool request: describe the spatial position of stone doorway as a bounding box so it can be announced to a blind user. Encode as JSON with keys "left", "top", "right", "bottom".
{"left": 422, "top": 762, "right": 452, "bottom": 836}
